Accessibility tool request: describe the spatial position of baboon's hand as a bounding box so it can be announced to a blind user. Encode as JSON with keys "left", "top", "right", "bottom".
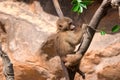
{"left": 64, "top": 53, "right": 82, "bottom": 67}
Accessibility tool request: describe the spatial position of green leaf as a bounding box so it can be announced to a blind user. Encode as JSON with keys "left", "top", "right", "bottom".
{"left": 72, "top": 4, "right": 80, "bottom": 12}
{"left": 112, "top": 25, "right": 120, "bottom": 32}
{"left": 80, "top": 3, "right": 87, "bottom": 9}
{"left": 71, "top": 0, "right": 94, "bottom": 14}
{"left": 100, "top": 31, "right": 106, "bottom": 35}
{"left": 77, "top": 0, "right": 82, "bottom": 2}
{"left": 79, "top": 5, "right": 83, "bottom": 13}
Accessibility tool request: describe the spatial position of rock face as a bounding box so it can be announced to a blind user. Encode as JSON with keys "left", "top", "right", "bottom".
{"left": 0, "top": 0, "right": 119, "bottom": 80}
{"left": 79, "top": 43, "right": 120, "bottom": 80}
{"left": 0, "top": 1, "right": 69, "bottom": 80}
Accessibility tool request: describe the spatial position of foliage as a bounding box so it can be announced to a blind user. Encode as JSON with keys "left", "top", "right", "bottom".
{"left": 71, "top": 0, "right": 120, "bottom": 35}
{"left": 100, "top": 30, "right": 106, "bottom": 35}
{"left": 71, "top": 0, "right": 94, "bottom": 13}
{"left": 112, "top": 25, "right": 120, "bottom": 33}
{"left": 100, "top": 25, "right": 120, "bottom": 35}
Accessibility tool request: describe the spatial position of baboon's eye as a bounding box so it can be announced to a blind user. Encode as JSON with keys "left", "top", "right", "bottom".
{"left": 69, "top": 22, "right": 72, "bottom": 25}
{"left": 59, "top": 25, "right": 62, "bottom": 27}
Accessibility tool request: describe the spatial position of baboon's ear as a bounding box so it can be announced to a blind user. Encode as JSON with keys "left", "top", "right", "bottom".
{"left": 64, "top": 17, "right": 72, "bottom": 23}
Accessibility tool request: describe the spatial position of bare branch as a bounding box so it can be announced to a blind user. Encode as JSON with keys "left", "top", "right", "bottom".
{"left": 77, "top": 0, "right": 111, "bottom": 55}
{"left": 0, "top": 44, "right": 14, "bottom": 80}
{"left": 52, "top": 0, "right": 64, "bottom": 18}
{"left": 0, "top": 18, "right": 14, "bottom": 80}
{"left": 119, "top": 7, "right": 120, "bottom": 18}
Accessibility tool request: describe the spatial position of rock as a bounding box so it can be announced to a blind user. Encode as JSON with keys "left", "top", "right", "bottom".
{"left": 80, "top": 43, "right": 120, "bottom": 80}
{"left": 0, "top": 0, "right": 119, "bottom": 80}
{"left": 0, "top": 1, "right": 68, "bottom": 80}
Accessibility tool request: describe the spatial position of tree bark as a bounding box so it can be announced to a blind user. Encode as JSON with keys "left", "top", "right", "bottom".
{"left": 73, "top": 0, "right": 113, "bottom": 79}
{"left": 0, "top": 44, "right": 14, "bottom": 80}
{"left": 77, "top": 0, "right": 111, "bottom": 55}
{"left": 52, "top": 0, "right": 64, "bottom": 18}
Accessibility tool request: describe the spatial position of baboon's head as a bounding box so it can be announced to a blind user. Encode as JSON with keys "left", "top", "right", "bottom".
{"left": 56, "top": 17, "right": 75, "bottom": 32}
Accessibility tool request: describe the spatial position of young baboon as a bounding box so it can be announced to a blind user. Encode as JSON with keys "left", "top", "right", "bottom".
{"left": 52, "top": 0, "right": 86, "bottom": 79}
{"left": 54, "top": 17, "right": 87, "bottom": 79}
{"left": 55, "top": 17, "right": 87, "bottom": 65}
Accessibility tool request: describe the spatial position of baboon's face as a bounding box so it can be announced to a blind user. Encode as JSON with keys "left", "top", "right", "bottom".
{"left": 57, "top": 17, "right": 75, "bottom": 31}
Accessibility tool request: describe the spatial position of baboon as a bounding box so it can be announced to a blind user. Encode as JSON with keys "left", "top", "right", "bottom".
{"left": 55, "top": 17, "right": 87, "bottom": 66}
{"left": 54, "top": 17, "right": 87, "bottom": 79}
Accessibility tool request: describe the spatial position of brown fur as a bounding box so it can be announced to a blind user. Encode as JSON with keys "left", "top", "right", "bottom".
{"left": 54, "top": 17, "right": 87, "bottom": 66}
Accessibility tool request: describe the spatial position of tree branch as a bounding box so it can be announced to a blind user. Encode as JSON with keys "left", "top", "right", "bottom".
{"left": 77, "top": 0, "right": 112, "bottom": 55}
{"left": 52, "top": 0, "right": 64, "bottom": 18}
{"left": 119, "top": 7, "right": 120, "bottom": 18}
{"left": 0, "top": 44, "right": 14, "bottom": 80}
{"left": 0, "top": 18, "right": 14, "bottom": 80}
